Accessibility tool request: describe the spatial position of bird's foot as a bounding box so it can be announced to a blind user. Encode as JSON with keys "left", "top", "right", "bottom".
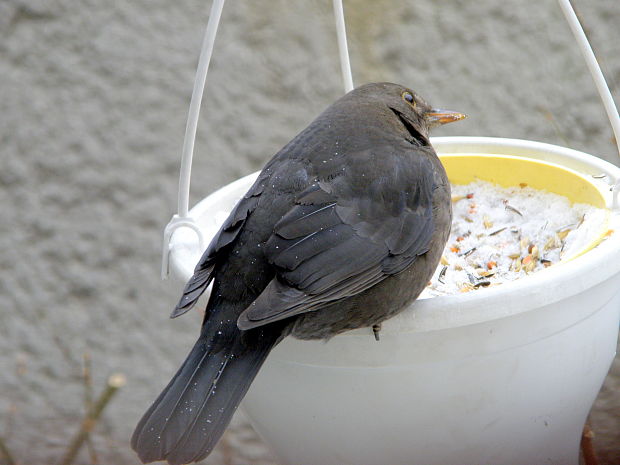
{"left": 372, "top": 324, "right": 381, "bottom": 341}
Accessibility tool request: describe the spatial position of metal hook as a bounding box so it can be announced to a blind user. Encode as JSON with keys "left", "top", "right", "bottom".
{"left": 161, "top": 215, "right": 205, "bottom": 279}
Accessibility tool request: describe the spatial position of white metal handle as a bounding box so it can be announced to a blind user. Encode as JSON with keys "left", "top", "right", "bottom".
{"left": 333, "top": 0, "right": 354, "bottom": 93}
{"left": 557, "top": 0, "right": 620, "bottom": 159}
{"left": 161, "top": 0, "right": 354, "bottom": 278}
{"left": 161, "top": 0, "right": 225, "bottom": 278}
{"left": 162, "top": 0, "right": 620, "bottom": 278}
{"left": 556, "top": 0, "right": 620, "bottom": 208}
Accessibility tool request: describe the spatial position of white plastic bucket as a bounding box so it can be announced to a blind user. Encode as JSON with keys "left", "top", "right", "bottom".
{"left": 169, "top": 137, "right": 620, "bottom": 465}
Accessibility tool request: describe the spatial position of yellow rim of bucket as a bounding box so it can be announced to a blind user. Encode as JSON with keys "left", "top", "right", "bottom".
{"left": 438, "top": 153, "right": 610, "bottom": 261}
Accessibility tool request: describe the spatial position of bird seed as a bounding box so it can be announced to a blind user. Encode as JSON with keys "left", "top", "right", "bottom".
{"left": 422, "top": 180, "right": 611, "bottom": 297}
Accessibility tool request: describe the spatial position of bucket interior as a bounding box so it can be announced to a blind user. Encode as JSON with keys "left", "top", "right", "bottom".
{"left": 441, "top": 154, "right": 606, "bottom": 207}
{"left": 438, "top": 151, "right": 611, "bottom": 262}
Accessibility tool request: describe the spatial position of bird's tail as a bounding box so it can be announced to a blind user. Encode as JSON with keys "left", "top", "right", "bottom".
{"left": 131, "top": 320, "right": 282, "bottom": 465}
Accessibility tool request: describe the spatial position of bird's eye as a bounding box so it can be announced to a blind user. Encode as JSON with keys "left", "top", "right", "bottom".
{"left": 402, "top": 91, "right": 415, "bottom": 105}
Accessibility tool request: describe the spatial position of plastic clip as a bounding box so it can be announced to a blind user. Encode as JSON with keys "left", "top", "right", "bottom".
{"left": 161, "top": 215, "right": 205, "bottom": 279}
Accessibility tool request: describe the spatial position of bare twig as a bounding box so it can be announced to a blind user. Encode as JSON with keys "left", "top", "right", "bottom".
{"left": 0, "top": 436, "right": 16, "bottom": 465}
{"left": 82, "top": 353, "right": 93, "bottom": 408}
{"left": 57, "top": 373, "right": 126, "bottom": 465}
{"left": 82, "top": 353, "right": 99, "bottom": 465}
{"left": 581, "top": 422, "right": 599, "bottom": 465}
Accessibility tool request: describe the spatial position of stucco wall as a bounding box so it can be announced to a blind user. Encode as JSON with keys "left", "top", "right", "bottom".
{"left": 1, "top": 0, "right": 618, "bottom": 463}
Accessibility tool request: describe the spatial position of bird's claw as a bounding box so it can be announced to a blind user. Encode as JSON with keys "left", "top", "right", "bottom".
{"left": 372, "top": 324, "right": 381, "bottom": 341}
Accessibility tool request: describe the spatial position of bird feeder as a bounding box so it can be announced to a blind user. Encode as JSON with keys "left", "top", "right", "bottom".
{"left": 160, "top": 1, "right": 620, "bottom": 464}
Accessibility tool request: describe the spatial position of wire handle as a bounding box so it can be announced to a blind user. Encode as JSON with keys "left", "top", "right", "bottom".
{"left": 161, "top": 0, "right": 620, "bottom": 278}
{"left": 557, "top": 0, "right": 620, "bottom": 159}
{"left": 161, "top": 0, "right": 354, "bottom": 278}
{"left": 333, "top": 0, "right": 354, "bottom": 92}
{"left": 557, "top": 0, "right": 620, "bottom": 208}
{"left": 161, "top": 0, "right": 226, "bottom": 278}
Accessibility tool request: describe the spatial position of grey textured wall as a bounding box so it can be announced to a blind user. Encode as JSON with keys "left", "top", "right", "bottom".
{"left": 1, "top": 0, "right": 619, "bottom": 464}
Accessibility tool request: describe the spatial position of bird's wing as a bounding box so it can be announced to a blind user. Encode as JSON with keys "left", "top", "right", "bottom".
{"left": 238, "top": 146, "right": 438, "bottom": 329}
{"left": 170, "top": 171, "right": 269, "bottom": 318}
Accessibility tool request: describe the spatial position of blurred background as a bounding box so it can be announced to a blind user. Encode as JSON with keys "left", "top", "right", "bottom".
{"left": 1, "top": 0, "right": 618, "bottom": 463}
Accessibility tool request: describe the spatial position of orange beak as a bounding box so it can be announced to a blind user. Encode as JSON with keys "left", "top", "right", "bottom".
{"left": 426, "top": 109, "right": 467, "bottom": 126}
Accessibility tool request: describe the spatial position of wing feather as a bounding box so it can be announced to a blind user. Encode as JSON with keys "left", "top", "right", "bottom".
{"left": 170, "top": 174, "right": 267, "bottom": 318}
{"left": 238, "top": 147, "right": 438, "bottom": 329}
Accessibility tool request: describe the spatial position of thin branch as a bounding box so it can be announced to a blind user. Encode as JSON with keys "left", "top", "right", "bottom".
{"left": 57, "top": 373, "right": 126, "bottom": 465}
{"left": 82, "top": 353, "right": 98, "bottom": 465}
{"left": 581, "top": 422, "right": 599, "bottom": 465}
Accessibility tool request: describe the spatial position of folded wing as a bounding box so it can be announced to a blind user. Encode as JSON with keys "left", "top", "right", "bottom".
{"left": 238, "top": 147, "right": 437, "bottom": 329}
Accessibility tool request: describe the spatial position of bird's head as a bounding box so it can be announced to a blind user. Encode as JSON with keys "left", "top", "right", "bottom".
{"left": 345, "top": 82, "right": 467, "bottom": 143}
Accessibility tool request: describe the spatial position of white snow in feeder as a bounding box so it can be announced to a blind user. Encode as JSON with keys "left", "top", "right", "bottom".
{"left": 422, "top": 180, "right": 608, "bottom": 297}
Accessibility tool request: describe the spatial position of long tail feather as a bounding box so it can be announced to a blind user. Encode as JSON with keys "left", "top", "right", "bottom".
{"left": 131, "top": 324, "right": 281, "bottom": 465}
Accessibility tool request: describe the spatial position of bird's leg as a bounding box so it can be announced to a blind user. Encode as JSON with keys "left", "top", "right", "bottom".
{"left": 372, "top": 324, "right": 381, "bottom": 341}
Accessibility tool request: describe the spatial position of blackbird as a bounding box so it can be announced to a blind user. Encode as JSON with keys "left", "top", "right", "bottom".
{"left": 132, "top": 82, "right": 465, "bottom": 464}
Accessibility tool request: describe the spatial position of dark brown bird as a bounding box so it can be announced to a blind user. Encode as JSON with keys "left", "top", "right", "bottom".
{"left": 131, "top": 82, "right": 465, "bottom": 464}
